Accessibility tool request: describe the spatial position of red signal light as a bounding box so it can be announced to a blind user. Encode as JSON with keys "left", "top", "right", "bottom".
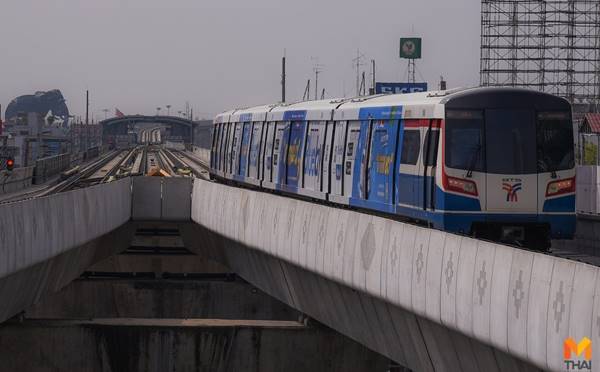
{"left": 6, "top": 158, "right": 14, "bottom": 171}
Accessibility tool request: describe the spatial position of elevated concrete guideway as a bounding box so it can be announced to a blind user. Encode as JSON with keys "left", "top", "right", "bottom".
{"left": 186, "top": 178, "right": 598, "bottom": 372}
{"left": 0, "top": 179, "right": 133, "bottom": 322}
{"left": 0, "top": 168, "right": 596, "bottom": 371}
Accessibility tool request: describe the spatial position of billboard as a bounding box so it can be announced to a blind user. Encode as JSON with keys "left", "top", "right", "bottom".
{"left": 400, "top": 38, "right": 422, "bottom": 59}
{"left": 375, "top": 82, "right": 428, "bottom": 95}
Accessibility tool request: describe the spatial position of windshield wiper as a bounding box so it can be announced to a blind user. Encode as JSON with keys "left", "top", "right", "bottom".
{"left": 466, "top": 144, "right": 481, "bottom": 178}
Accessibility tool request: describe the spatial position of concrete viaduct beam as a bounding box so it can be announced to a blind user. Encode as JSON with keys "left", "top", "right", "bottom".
{"left": 0, "top": 179, "right": 134, "bottom": 322}
{"left": 186, "top": 178, "right": 598, "bottom": 372}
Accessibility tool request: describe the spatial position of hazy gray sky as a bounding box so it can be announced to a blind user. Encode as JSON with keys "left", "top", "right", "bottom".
{"left": 1, "top": 0, "right": 480, "bottom": 120}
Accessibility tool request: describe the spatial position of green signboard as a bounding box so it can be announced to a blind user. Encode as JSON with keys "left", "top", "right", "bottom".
{"left": 400, "top": 38, "right": 422, "bottom": 59}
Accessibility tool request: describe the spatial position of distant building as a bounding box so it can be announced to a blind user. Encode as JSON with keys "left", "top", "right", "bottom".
{"left": 5, "top": 90, "right": 69, "bottom": 127}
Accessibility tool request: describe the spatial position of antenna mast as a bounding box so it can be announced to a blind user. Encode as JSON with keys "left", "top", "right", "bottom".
{"left": 352, "top": 49, "right": 365, "bottom": 96}
{"left": 311, "top": 57, "right": 324, "bottom": 101}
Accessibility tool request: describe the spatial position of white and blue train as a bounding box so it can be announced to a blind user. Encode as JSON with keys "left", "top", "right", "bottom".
{"left": 210, "top": 87, "right": 575, "bottom": 248}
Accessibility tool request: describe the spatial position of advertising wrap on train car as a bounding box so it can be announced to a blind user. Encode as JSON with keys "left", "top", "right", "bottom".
{"left": 239, "top": 123, "right": 251, "bottom": 176}
{"left": 349, "top": 106, "right": 403, "bottom": 213}
{"left": 376, "top": 83, "right": 427, "bottom": 95}
{"left": 283, "top": 110, "right": 307, "bottom": 121}
{"left": 239, "top": 113, "right": 253, "bottom": 122}
{"left": 286, "top": 121, "right": 306, "bottom": 189}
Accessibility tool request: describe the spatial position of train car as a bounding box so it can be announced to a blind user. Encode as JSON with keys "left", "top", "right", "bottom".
{"left": 210, "top": 87, "right": 576, "bottom": 248}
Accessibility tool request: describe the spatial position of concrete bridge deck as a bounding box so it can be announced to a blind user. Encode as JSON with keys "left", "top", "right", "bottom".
{"left": 0, "top": 174, "right": 596, "bottom": 371}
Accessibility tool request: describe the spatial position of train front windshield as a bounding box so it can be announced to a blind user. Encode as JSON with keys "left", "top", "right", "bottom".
{"left": 445, "top": 110, "right": 574, "bottom": 175}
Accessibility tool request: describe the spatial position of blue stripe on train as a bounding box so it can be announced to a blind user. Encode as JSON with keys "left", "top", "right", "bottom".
{"left": 543, "top": 194, "right": 575, "bottom": 213}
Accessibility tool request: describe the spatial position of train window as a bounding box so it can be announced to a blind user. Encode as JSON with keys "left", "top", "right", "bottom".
{"left": 400, "top": 130, "right": 420, "bottom": 165}
{"left": 485, "top": 109, "right": 536, "bottom": 174}
{"left": 445, "top": 110, "right": 484, "bottom": 172}
{"left": 537, "top": 112, "right": 574, "bottom": 172}
{"left": 423, "top": 130, "right": 439, "bottom": 166}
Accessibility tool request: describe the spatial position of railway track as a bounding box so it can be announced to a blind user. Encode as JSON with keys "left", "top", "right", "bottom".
{"left": 38, "top": 150, "right": 124, "bottom": 196}
{"left": 170, "top": 150, "right": 210, "bottom": 179}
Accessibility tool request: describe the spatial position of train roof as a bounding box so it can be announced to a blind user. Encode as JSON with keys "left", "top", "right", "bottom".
{"left": 230, "top": 104, "right": 280, "bottom": 123}
{"left": 214, "top": 109, "right": 236, "bottom": 124}
{"left": 333, "top": 90, "right": 456, "bottom": 120}
{"left": 267, "top": 98, "right": 350, "bottom": 121}
{"left": 213, "top": 87, "right": 571, "bottom": 124}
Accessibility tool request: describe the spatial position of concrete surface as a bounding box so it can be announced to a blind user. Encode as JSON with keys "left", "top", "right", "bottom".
{"left": 0, "top": 319, "right": 389, "bottom": 372}
{"left": 24, "top": 277, "right": 301, "bottom": 321}
{"left": 0, "top": 178, "right": 133, "bottom": 322}
{"left": 132, "top": 176, "right": 192, "bottom": 221}
{"left": 188, "top": 177, "right": 598, "bottom": 372}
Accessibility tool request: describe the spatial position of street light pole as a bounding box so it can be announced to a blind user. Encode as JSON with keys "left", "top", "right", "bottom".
{"left": 156, "top": 107, "right": 161, "bottom": 116}
{"left": 166, "top": 105, "right": 171, "bottom": 116}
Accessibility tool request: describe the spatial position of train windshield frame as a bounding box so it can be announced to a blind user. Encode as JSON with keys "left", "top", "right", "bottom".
{"left": 445, "top": 110, "right": 484, "bottom": 173}
{"left": 536, "top": 111, "right": 574, "bottom": 173}
{"left": 445, "top": 109, "right": 574, "bottom": 175}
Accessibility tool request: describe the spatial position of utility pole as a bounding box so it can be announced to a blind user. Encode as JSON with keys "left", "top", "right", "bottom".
{"left": 321, "top": 88, "right": 325, "bottom": 100}
{"left": 370, "top": 59, "right": 376, "bottom": 95}
{"left": 190, "top": 108, "right": 194, "bottom": 146}
{"left": 85, "top": 90, "right": 89, "bottom": 125}
{"left": 281, "top": 50, "right": 286, "bottom": 103}
{"left": 303, "top": 80, "right": 311, "bottom": 101}
{"left": 359, "top": 71, "right": 366, "bottom": 96}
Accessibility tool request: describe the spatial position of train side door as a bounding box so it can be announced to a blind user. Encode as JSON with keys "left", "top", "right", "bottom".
{"left": 262, "top": 122, "right": 276, "bottom": 183}
{"left": 231, "top": 123, "right": 242, "bottom": 175}
{"left": 248, "top": 122, "right": 263, "bottom": 180}
{"left": 397, "top": 121, "right": 422, "bottom": 208}
{"left": 367, "top": 119, "right": 398, "bottom": 208}
{"left": 258, "top": 122, "right": 268, "bottom": 181}
{"left": 239, "top": 122, "right": 252, "bottom": 177}
{"left": 321, "top": 121, "right": 334, "bottom": 194}
{"left": 226, "top": 123, "right": 236, "bottom": 175}
{"left": 304, "top": 120, "right": 326, "bottom": 193}
{"left": 286, "top": 121, "right": 307, "bottom": 189}
{"left": 217, "top": 124, "right": 224, "bottom": 170}
{"left": 422, "top": 120, "right": 440, "bottom": 210}
{"left": 330, "top": 121, "right": 347, "bottom": 198}
{"left": 272, "top": 122, "right": 289, "bottom": 186}
{"left": 343, "top": 121, "right": 361, "bottom": 198}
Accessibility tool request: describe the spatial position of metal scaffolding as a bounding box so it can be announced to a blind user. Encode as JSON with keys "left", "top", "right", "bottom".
{"left": 480, "top": 0, "right": 600, "bottom": 114}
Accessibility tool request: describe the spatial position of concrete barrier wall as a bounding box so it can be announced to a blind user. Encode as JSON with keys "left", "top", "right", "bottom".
{"left": 132, "top": 176, "right": 192, "bottom": 221}
{"left": 577, "top": 166, "right": 600, "bottom": 214}
{"left": 0, "top": 167, "right": 34, "bottom": 195}
{"left": 165, "top": 140, "right": 186, "bottom": 151}
{"left": 0, "top": 178, "right": 132, "bottom": 279}
{"left": 33, "top": 153, "right": 71, "bottom": 184}
{"left": 191, "top": 178, "right": 598, "bottom": 372}
{"left": 192, "top": 146, "right": 210, "bottom": 164}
